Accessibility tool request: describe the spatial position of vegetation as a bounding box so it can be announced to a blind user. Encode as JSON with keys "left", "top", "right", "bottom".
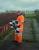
{"left": 31, "top": 19, "right": 36, "bottom": 42}
{"left": 34, "top": 9, "right": 39, "bottom": 23}
{"left": 0, "top": 28, "right": 14, "bottom": 47}
{"left": 0, "top": 28, "right": 13, "bottom": 40}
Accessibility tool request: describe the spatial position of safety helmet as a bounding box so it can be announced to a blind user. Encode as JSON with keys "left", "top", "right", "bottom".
{"left": 16, "top": 11, "right": 22, "bottom": 16}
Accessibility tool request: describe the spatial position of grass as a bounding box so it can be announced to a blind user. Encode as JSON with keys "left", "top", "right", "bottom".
{"left": 31, "top": 18, "right": 36, "bottom": 42}
{"left": 0, "top": 28, "right": 14, "bottom": 40}
{"left": 24, "top": 17, "right": 37, "bottom": 42}
{"left": 0, "top": 28, "right": 14, "bottom": 47}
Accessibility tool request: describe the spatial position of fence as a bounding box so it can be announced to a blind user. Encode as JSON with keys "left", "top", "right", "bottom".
{"left": 0, "top": 23, "right": 10, "bottom": 36}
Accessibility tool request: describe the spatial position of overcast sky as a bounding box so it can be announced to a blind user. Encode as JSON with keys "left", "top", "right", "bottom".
{"left": 0, "top": 0, "right": 39, "bottom": 12}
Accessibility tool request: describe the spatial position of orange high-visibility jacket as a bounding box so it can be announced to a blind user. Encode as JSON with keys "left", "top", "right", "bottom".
{"left": 17, "top": 15, "right": 24, "bottom": 23}
{"left": 17, "top": 15, "right": 24, "bottom": 32}
{"left": 15, "top": 15, "right": 24, "bottom": 43}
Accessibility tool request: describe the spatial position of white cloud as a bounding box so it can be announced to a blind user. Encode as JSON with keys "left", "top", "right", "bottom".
{"left": 0, "top": 0, "right": 39, "bottom": 11}
{"left": 16, "top": 0, "right": 39, "bottom": 3}
{"left": 14, "top": 0, "right": 39, "bottom": 7}
{"left": 0, "top": 0, "right": 16, "bottom": 10}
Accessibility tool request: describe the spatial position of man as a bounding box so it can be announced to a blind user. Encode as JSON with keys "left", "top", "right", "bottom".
{"left": 15, "top": 11, "right": 24, "bottom": 45}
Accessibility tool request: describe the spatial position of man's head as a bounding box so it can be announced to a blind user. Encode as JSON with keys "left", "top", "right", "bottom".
{"left": 16, "top": 11, "right": 23, "bottom": 16}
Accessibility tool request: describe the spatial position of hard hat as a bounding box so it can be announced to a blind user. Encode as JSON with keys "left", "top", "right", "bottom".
{"left": 16, "top": 11, "right": 22, "bottom": 16}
